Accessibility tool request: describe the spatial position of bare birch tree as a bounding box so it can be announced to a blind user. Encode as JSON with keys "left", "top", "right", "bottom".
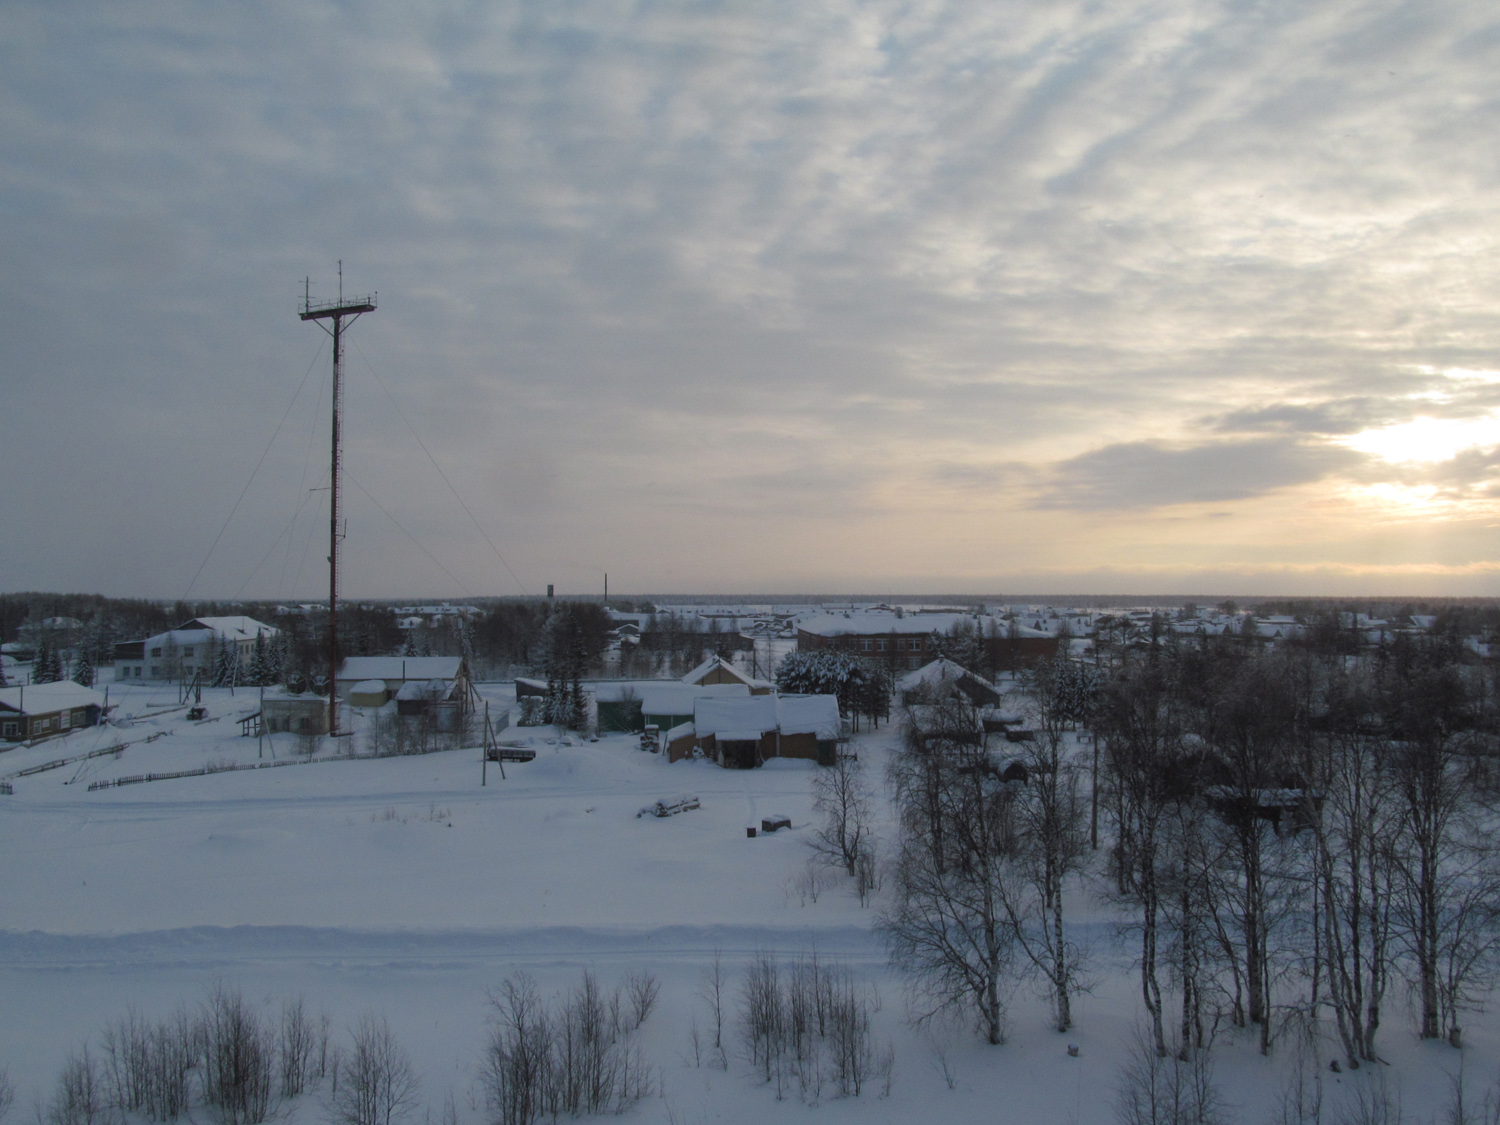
{"left": 881, "top": 697, "right": 1016, "bottom": 1044}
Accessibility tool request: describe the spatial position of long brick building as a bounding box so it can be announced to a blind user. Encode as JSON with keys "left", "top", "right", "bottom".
{"left": 795, "top": 612, "right": 1058, "bottom": 673}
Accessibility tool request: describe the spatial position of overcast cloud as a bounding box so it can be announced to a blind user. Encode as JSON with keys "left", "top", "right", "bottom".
{"left": 2, "top": 0, "right": 1499, "bottom": 598}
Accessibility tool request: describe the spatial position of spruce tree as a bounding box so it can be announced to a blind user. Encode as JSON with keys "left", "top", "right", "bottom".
{"left": 32, "top": 642, "right": 60, "bottom": 684}
{"left": 72, "top": 650, "right": 95, "bottom": 688}
{"left": 94, "top": 618, "right": 117, "bottom": 669}
{"left": 249, "top": 633, "right": 272, "bottom": 686}
{"left": 212, "top": 641, "right": 239, "bottom": 688}
{"left": 273, "top": 634, "right": 292, "bottom": 684}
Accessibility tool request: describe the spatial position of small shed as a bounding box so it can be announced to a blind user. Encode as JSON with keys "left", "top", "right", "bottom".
{"left": 775, "top": 694, "right": 842, "bottom": 764}
{"left": 592, "top": 681, "right": 660, "bottom": 734}
{"left": 665, "top": 721, "right": 698, "bottom": 763}
{"left": 260, "top": 692, "right": 330, "bottom": 736}
{"left": 396, "top": 679, "right": 447, "bottom": 716}
{"left": 348, "top": 679, "right": 389, "bottom": 708}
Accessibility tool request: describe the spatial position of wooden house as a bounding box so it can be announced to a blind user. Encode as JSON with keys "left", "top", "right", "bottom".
{"left": 897, "top": 658, "right": 1001, "bottom": 707}
{"left": 0, "top": 681, "right": 107, "bottom": 743}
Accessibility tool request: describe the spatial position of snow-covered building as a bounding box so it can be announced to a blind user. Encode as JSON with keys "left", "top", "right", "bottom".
{"left": 113, "top": 616, "right": 278, "bottom": 682}
{"left": 666, "top": 693, "right": 843, "bottom": 768}
{"left": 335, "top": 656, "right": 471, "bottom": 707}
{"left": 896, "top": 658, "right": 1001, "bottom": 707}
{"left": 637, "top": 683, "right": 749, "bottom": 732}
{"left": 259, "top": 690, "right": 330, "bottom": 736}
{"left": 680, "top": 655, "right": 774, "bottom": 694}
{"left": 797, "top": 612, "right": 1057, "bottom": 671}
{"left": 0, "top": 680, "right": 108, "bottom": 742}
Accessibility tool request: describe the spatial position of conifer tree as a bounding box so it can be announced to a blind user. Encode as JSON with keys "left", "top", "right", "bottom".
{"left": 94, "top": 618, "right": 117, "bottom": 668}
{"left": 212, "top": 641, "right": 239, "bottom": 688}
{"left": 71, "top": 650, "right": 95, "bottom": 688}
{"left": 249, "top": 633, "right": 272, "bottom": 686}
{"left": 273, "top": 633, "right": 292, "bottom": 684}
{"left": 32, "top": 642, "right": 61, "bottom": 684}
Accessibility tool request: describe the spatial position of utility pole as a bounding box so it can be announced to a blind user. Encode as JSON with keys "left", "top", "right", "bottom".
{"left": 300, "top": 263, "right": 376, "bottom": 738}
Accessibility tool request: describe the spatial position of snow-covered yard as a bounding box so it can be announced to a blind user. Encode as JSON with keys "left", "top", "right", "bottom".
{"left": 1, "top": 683, "right": 1492, "bottom": 1124}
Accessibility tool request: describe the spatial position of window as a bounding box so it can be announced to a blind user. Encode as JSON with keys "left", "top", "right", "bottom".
{"left": 876, "top": 639, "right": 887, "bottom": 652}
{"left": 150, "top": 666, "right": 160, "bottom": 677}
{"left": 2, "top": 722, "right": 16, "bottom": 737}
{"left": 183, "top": 647, "right": 194, "bottom": 657}
{"left": 860, "top": 639, "right": 872, "bottom": 651}
{"left": 151, "top": 647, "right": 162, "bottom": 657}
{"left": 59, "top": 710, "right": 71, "bottom": 729}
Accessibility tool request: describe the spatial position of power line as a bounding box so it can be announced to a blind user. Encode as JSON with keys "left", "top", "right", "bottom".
{"left": 181, "top": 342, "right": 326, "bottom": 602}
{"left": 345, "top": 472, "right": 477, "bottom": 599}
{"left": 351, "top": 339, "right": 529, "bottom": 595}
{"left": 233, "top": 467, "right": 329, "bottom": 601}
{"left": 278, "top": 384, "right": 327, "bottom": 596}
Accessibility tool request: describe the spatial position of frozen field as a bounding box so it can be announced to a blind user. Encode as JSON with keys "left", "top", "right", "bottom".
{"left": 1, "top": 682, "right": 1493, "bottom": 1124}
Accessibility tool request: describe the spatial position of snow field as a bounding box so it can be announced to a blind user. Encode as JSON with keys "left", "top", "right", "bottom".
{"left": 1, "top": 684, "right": 1495, "bottom": 1123}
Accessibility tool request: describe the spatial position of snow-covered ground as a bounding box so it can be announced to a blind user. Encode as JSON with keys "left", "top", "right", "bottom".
{"left": 1, "top": 682, "right": 1493, "bottom": 1123}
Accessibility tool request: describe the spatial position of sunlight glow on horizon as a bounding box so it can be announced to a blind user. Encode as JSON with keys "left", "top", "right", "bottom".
{"left": 1342, "top": 412, "right": 1500, "bottom": 465}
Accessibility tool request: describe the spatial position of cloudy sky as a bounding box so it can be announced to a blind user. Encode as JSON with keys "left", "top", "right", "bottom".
{"left": 4, "top": 0, "right": 1500, "bottom": 600}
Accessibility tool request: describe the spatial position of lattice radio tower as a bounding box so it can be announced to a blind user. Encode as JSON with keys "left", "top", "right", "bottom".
{"left": 300, "top": 262, "right": 376, "bottom": 737}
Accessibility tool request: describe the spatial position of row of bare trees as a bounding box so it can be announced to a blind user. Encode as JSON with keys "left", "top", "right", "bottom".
{"left": 26, "top": 989, "right": 416, "bottom": 1125}
{"left": 1097, "top": 637, "right": 1500, "bottom": 1069}
{"left": 877, "top": 635, "right": 1500, "bottom": 1077}
{"left": 880, "top": 678, "right": 1090, "bottom": 1044}
{"left": 481, "top": 970, "right": 656, "bottom": 1125}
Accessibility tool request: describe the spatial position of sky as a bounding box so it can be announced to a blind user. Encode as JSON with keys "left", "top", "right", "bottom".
{"left": 3, "top": 0, "right": 1500, "bottom": 600}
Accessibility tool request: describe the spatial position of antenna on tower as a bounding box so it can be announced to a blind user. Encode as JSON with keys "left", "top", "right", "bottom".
{"left": 300, "top": 268, "right": 376, "bottom": 738}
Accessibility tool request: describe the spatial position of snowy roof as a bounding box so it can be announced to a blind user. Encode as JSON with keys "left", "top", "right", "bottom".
{"left": 396, "top": 678, "right": 449, "bottom": 700}
{"left": 179, "top": 616, "right": 278, "bottom": 641}
{"left": 642, "top": 683, "right": 748, "bottom": 715}
{"left": 350, "top": 680, "right": 387, "bottom": 694}
{"left": 338, "top": 656, "right": 465, "bottom": 681}
{"left": 680, "top": 655, "right": 764, "bottom": 687}
{"left": 797, "top": 613, "right": 969, "bottom": 637}
{"left": 1003, "top": 622, "right": 1053, "bottom": 639}
{"left": 588, "top": 680, "right": 662, "bottom": 703}
{"left": 0, "top": 680, "right": 107, "bottom": 714}
{"left": 693, "top": 695, "right": 779, "bottom": 736}
{"left": 776, "top": 694, "right": 841, "bottom": 739}
{"left": 897, "top": 658, "right": 984, "bottom": 692}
